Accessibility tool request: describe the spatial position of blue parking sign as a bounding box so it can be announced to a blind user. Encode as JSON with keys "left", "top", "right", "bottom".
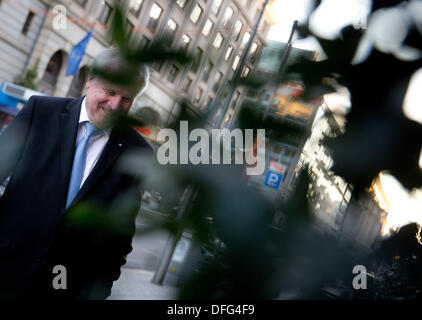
{"left": 264, "top": 170, "right": 283, "bottom": 189}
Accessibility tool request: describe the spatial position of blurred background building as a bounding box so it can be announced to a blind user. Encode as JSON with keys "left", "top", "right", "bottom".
{"left": 0, "top": 0, "right": 275, "bottom": 143}
{"left": 236, "top": 41, "right": 320, "bottom": 203}
{"left": 301, "top": 103, "right": 352, "bottom": 235}
{"left": 0, "top": 0, "right": 391, "bottom": 291}
{"left": 300, "top": 102, "right": 388, "bottom": 253}
{"left": 225, "top": 36, "right": 388, "bottom": 253}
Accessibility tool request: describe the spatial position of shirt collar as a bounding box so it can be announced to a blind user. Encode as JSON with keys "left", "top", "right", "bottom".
{"left": 79, "top": 97, "right": 111, "bottom": 138}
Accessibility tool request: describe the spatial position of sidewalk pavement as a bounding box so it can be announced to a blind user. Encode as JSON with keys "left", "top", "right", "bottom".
{"left": 108, "top": 267, "right": 178, "bottom": 300}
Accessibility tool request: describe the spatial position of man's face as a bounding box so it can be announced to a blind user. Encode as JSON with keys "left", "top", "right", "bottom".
{"left": 85, "top": 77, "right": 139, "bottom": 129}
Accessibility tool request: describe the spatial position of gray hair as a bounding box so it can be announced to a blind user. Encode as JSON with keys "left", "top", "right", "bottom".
{"left": 90, "top": 46, "right": 150, "bottom": 95}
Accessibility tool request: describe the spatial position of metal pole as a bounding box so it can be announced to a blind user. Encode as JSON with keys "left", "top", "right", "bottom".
{"left": 278, "top": 20, "right": 299, "bottom": 75}
{"left": 151, "top": 185, "right": 196, "bottom": 285}
{"left": 213, "top": 0, "right": 271, "bottom": 129}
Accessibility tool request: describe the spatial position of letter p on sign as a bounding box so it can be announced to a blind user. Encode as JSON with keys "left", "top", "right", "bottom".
{"left": 264, "top": 170, "right": 282, "bottom": 189}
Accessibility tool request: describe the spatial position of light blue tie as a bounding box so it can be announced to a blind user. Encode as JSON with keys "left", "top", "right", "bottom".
{"left": 66, "top": 122, "right": 98, "bottom": 209}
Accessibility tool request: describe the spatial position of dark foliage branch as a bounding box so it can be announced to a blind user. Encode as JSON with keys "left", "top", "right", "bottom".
{"left": 288, "top": 0, "right": 422, "bottom": 193}
{"left": 94, "top": 1, "right": 422, "bottom": 300}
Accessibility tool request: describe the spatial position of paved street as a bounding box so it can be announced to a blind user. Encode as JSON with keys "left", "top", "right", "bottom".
{"left": 108, "top": 268, "right": 177, "bottom": 300}
{"left": 108, "top": 212, "right": 179, "bottom": 300}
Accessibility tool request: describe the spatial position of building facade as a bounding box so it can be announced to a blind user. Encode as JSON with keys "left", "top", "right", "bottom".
{"left": 301, "top": 96, "right": 387, "bottom": 253}
{"left": 236, "top": 41, "right": 321, "bottom": 202}
{"left": 0, "top": 0, "right": 275, "bottom": 139}
{"left": 300, "top": 103, "right": 353, "bottom": 234}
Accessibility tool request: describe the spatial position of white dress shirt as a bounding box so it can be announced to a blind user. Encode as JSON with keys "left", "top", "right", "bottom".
{"left": 76, "top": 98, "right": 111, "bottom": 188}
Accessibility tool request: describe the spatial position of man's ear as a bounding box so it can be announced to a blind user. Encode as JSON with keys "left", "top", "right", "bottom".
{"left": 85, "top": 76, "right": 94, "bottom": 90}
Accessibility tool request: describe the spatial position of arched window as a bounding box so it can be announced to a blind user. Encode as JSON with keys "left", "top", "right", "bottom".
{"left": 67, "top": 65, "right": 89, "bottom": 98}
{"left": 41, "top": 50, "right": 64, "bottom": 95}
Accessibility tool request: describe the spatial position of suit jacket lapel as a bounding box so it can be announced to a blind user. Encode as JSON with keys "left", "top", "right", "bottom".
{"left": 70, "top": 125, "right": 128, "bottom": 206}
{"left": 60, "top": 97, "right": 83, "bottom": 210}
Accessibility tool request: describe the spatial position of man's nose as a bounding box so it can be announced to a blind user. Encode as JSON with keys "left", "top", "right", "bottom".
{"left": 108, "top": 96, "right": 122, "bottom": 110}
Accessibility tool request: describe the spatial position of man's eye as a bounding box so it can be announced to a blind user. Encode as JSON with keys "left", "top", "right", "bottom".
{"left": 122, "top": 98, "right": 131, "bottom": 104}
{"left": 105, "top": 89, "right": 115, "bottom": 95}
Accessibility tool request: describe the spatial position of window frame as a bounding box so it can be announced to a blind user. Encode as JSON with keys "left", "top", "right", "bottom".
{"left": 176, "top": 0, "right": 187, "bottom": 8}
{"left": 98, "top": 2, "right": 113, "bottom": 25}
{"left": 147, "top": 3, "right": 163, "bottom": 31}
{"left": 128, "top": 0, "right": 143, "bottom": 17}
{"left": 202, "top": 19, "right": 214, "bottom": 37}
{"left": 167, "top": 64, "right": 180, "bottom": 83}
{"left": 74, "top": 0, "right": 87, "bottom": 8}
{"left": 190, "top": 4, "right": 203, "bottom": 24}
{"left": 213, "top": 32, "right": 224, "bottom": 49}
{"left": 21, "top": 11, "right": 35, "bottom": 35}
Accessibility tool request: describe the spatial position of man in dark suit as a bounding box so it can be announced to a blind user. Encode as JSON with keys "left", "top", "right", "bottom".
{"left": 0, "top": 47, "right": 153, "bottom": 299}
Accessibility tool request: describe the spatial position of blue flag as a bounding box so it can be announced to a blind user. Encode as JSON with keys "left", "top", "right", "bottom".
{"left": 66, "top": 29, "right": 93, "bottom": 76}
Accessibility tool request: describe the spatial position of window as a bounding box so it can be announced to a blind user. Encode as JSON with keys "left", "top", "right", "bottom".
{"left": 192, "top": 47, "right": 203, "bottom": 73}
{"left": 41, "top": 51, "right": 63, "bottom": 95}
{"left": 249, "top": 42, "right": 258, "bottom": 63}
{"left": 176, "top": 0, "right": 187, "bottom": 8}
{"left": 74, "top": 0, "right": 87, "bottom": 8}
{"left": 182, "top": 77, "right": 192, "bottom": 92}
{"left": 67, "top": 66, "right": 88, "bottom": 98}
{"left": 240, "top": 32, "right": 250, "bottom": 49}
{"left": 126, "top": 19, "right": 134, "bottom": 39}
{"left": 284, "top": 149, "right": 295, "bottom": 159}
{"left": 21, "top": 11, "right": 35, "bottom": 35}
{"left": 140, "top": 36, "right": 150, "bottom": 48}
{"left": 225, "top": 45, "right": 233, "bottom": 61}
{"left": 250, "top": 43, "right": 258, "bottom": 54}
{"left": 98, "top": 3, "right": 112, "bottom": 25}
{"left": 224, "top": 113, "right": 232, "bottom": 123}
{"left": 148, "top": 3, "right": 162, "bottom": 31}
{"left": 202, "top": 60, "right": 213, "bottom": 82}
{"left": 195, "top": 87, "right": 203, "bottom": 103}
{"left": 152, "top": 60, "right": 164, "bottom": 73}
{"left": 233, "top": 20, "right": 243, "bottom": 41}
{"left": 181, "top": 34, "right": 191, "bottom": 51}
{"left": 213, "top": 32, "right": 223, "bottom": 49}
{"left": 232, "top": 55, "right": 240, "bottom": 70}
{"left": 211, "top": 0, "right": 223, "bottom": 15}
{"left": 167, "top": 19, "right": 177, "bottom": 32}
{"left": 240, "top": 67, "right": 250, "bottom": 78}
{"left": 221, "top": 84, "right": 230, "bottom": 104}
{"left": 231, "top": 90, "right": 240, "bottom": 110}
{"left": 206, "top": 96, "right": 213, "bottom": 110}
{"left": 246, "top": 89, "right": 260, "bottom": 99}
{"left": 213, "top": 71, "right": 223, "bottom": 92}
{"left": 128, "top": 0, "right": 143, "bottom": 17}
{"left": 167, "top": 65, "right": 179, "bottom": 83}
{"left": 222, "top": 7, "right": 233, "bottom": 27}
{"left": 164, "top": 19, "right": 177, "bottom": 45}
{"left": 190, "top": 4, "right": 202, "bottom": 24}
{"left": 202, "top": 19, "right": 213, "bottom": 37}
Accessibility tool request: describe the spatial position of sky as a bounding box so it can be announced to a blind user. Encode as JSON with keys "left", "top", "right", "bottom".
{"left": 267, "top": 0, "right": 371, "bottom": 50}
{"left": 267, "top": 0, "right": 422, "bottom": 235}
